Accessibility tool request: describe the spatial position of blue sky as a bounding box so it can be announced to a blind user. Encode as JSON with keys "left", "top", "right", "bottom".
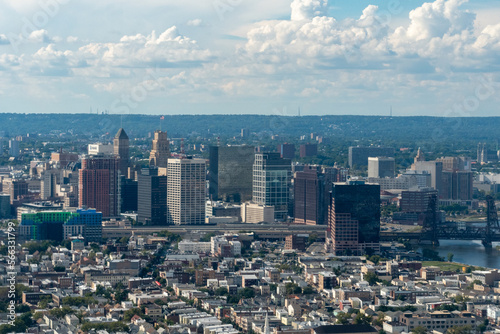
{"left": 0, "top": 0, "right": 499, "bottom": 116}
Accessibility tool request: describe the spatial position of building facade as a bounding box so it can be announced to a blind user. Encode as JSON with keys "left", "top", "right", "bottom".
{"left": 138, "top": 168, "right": 167, "bottom": 225}
{"left": 149, "top": 130, "right": 170, "bottom": 168}
{"left": 79, "top": 155, "right": 120, "bottom": 218}
{"left": 19, "top": 209, "right": 102, "bottom": 242}
{"left": 327, "top": 181, "right": 380, "bottom": 255}
{"left": 113, "top": 128, "right": 130, "bottom": 176}
{"left": 348, "top": 146, "right": 394, "bottom": 168}
{"left": 252, "top": 153, "right": 291, "bottom": 221}
{"left": 167, "top": 157, "right": 206, "bottom": 225}
{"left": 368, "top": 157, "right": 395, "bottom": 178}
{"left": 209, "top": 145, "right": 254, "bottom": 203}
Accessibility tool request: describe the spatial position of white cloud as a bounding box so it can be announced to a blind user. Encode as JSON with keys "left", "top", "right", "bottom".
{"left": 28, "top": 29, "right": 52, "bottom": 43}
{"left": 187, "top": 19, "right": 203, "bottom": 27}
{"left": 290, "top": 0, "right": 328, "bottom": 21}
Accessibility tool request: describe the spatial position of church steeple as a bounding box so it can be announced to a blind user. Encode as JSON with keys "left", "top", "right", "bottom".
{"left": 264, "top": 313, "right": 270, "bottom": 334}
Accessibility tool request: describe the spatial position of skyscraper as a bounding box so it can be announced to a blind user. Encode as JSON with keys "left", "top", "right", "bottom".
{"left": 368, "top": 157, "right": 395, "bottom": 178}
{"left": 167, "top": 157, "right": 206, "bottom": 225}
{"left": 252, "top": 153, "right": 291, "bottom": 221}
{"left": 299, "top": 144, "right": 318, "bottom": 158}
{"left": 149, "top": 130, "right": 170, "bottom": 168}
{"left": 79, "top": 155, "right": 120, "bottom": 218}
{"left": 294, "top": 166, "right": 335, "bottom": 225}
{"left": 8, "top": 139, "right": 19, "bottom": 158}
{"left": 209, "top": 145, "right": 254, "bottom": 202}
{"left": 113, "top": 128, "right": 130, "bottom": 176}
{"left": 348, "top": 146, "right": 394, "bottom": 168}
{"left": 138, "top": 168, "right": 167, "bottom": 225}
{"left": 327, "top": 181, "right": 380, "bottom": 255}
{"left": 277, "top": 143, "right": 295, "bottom": 160}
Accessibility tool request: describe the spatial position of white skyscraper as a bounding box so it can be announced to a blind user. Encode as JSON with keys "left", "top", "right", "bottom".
{"left": 167, "top": 157, "right": 206, "bottom": 225}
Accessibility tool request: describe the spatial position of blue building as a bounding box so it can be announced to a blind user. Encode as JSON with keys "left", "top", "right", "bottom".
{"left": 19, "top": 209, "right": 102, "bottom": 242}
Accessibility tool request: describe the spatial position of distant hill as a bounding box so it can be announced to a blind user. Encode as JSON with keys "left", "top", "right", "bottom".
{"left": 0, "top": 113, "right": 499, "bottom": 143}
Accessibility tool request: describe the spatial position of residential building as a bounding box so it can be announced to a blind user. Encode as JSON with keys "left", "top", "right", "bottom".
{"left": 79, "top": 155, "right": 120, "bottom": 218}
{"left": 299, "top": 144, "right": 318, "bottom": 158}
{"left": 277, "top": 143, "right": 295, "bottom": 160}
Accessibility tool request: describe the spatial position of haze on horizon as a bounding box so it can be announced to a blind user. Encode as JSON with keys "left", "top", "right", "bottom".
{"left": 0, "top": 0, "right": 499, "bottom": 116}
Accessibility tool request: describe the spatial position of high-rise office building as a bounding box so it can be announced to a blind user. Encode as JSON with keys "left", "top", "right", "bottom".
{"left": 113, "top": 128, "right": 130, "bottom": 176}
{"left": 8, "top": 139, "right": 19, "bottom": 158}
{"left": 400, "top": 188, "right": 438, "bottom": 213}
{"left": 149, "top": 130, "right": 170, "bottom": 168}
{"left": 252, "top": 153, "right": 291, "bottom": 221}
{"left": 327, "top": 181, "right": 380, "bottom": 255}
{"left": 121, "top": 177, "right": 138, "bottom": 213}
{"left": 0, "top": 194, "right": 10, "bottom": 218}
{"left": 167, "top": 157, "right": 206, "bottom": 225}
{"left": 348, "top": 146, "right": 394, "bottom": 168}
{"left": 368, "top": 157, "right": 395, "bottom": 178}
{"left": 209, "top": 145, "right": 254, "bottom": 202}
{"left": 79, "top": 155, "right": 120, "bottom": 218}
{"left": 441, "top": 170, "right": 473, "bottom": 200}
{"left": 411, "top": 160, "right": 443, "bottom": 197}
{"left": 138, "top": 168, "right": 167, "bottom": 225}
{"left": 277, "top": 143, "right": 295, "bottom": 160}
{"left": 299, "top": 144, "right": 318, "bottom": 158}
{"left": 294, "top": 166, "right": 336, "bottom": 225}
{"left": 40, "top": 169, "right": 59, "bottom": 200}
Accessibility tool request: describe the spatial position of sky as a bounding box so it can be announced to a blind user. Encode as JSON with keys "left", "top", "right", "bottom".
{"left": 0, "top": 0, "right": 500, "bottom": 116}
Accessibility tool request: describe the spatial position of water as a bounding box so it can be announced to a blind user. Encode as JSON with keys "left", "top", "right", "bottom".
{"left": 424, "top": 240, "right": 500, "bottom": 269}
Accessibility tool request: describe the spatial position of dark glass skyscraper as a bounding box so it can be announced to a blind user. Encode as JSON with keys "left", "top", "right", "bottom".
{"left": 209, "top": 145, "right": 254, "bottom": 203}
{"left": 327, "top": 181, "right": 380, "bottom": 255}
{"left": 137, "top": 168, "right": 167, "bottom": 225}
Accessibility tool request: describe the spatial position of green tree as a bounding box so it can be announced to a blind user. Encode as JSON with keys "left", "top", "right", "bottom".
{"left": 446, "top": 325, "right": 474, "bottom": 334}
{"left": 353, "top": 313, "right": 372, "bottom": 325}
{"left": 412, "top": 326, "right": 428, "bottom": 334}
{"left": 364, "top": 272, "right": 379, "bottom": 285}
{"left": 447, "top": 253, "right": 454, "bottom": 262}
{"left": 336, "top": 312, "right": 351, "bottom": 325}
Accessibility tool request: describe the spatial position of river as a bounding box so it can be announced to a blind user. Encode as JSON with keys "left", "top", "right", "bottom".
{"left": 424, "top": 240, "right": 500, "bottom": 269}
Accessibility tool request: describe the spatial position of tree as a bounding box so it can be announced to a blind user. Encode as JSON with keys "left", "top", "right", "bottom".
{"left": 54, "top": 265, "right": 66, "bottom": 272}
{"left": 364, "top": 272, "right": 379, "bottom": 285}
{"left": 446, "top": 325, "right": 474, "bottom": 334}
{"left": 447, "top": 253, "right": 454, "bottom": 262}
{"left": 412, "top": 326, "right": 428, "bottom": 334}
{"left": 302, "top": 286, "right": 315, "bottom": 294}
{"left": 353, "top": 313, "right": 372, "bottom": 325}
{"left": 336, "top": 312, "right": 351, "bottom": 325}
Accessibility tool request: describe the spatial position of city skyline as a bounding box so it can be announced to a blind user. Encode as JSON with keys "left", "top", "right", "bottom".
{"left": 0, "top": 0, "right": 499, "bottom": 116}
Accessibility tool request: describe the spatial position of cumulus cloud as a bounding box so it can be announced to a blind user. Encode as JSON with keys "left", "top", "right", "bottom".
{"left": 27, "top": 29, "right": 52, "bottom": 43}
{"left": 79, "top": 26, "right": 212, "bottom": 68}
{"left": 290, "top": 0, "right": 328, "bottom": 21}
